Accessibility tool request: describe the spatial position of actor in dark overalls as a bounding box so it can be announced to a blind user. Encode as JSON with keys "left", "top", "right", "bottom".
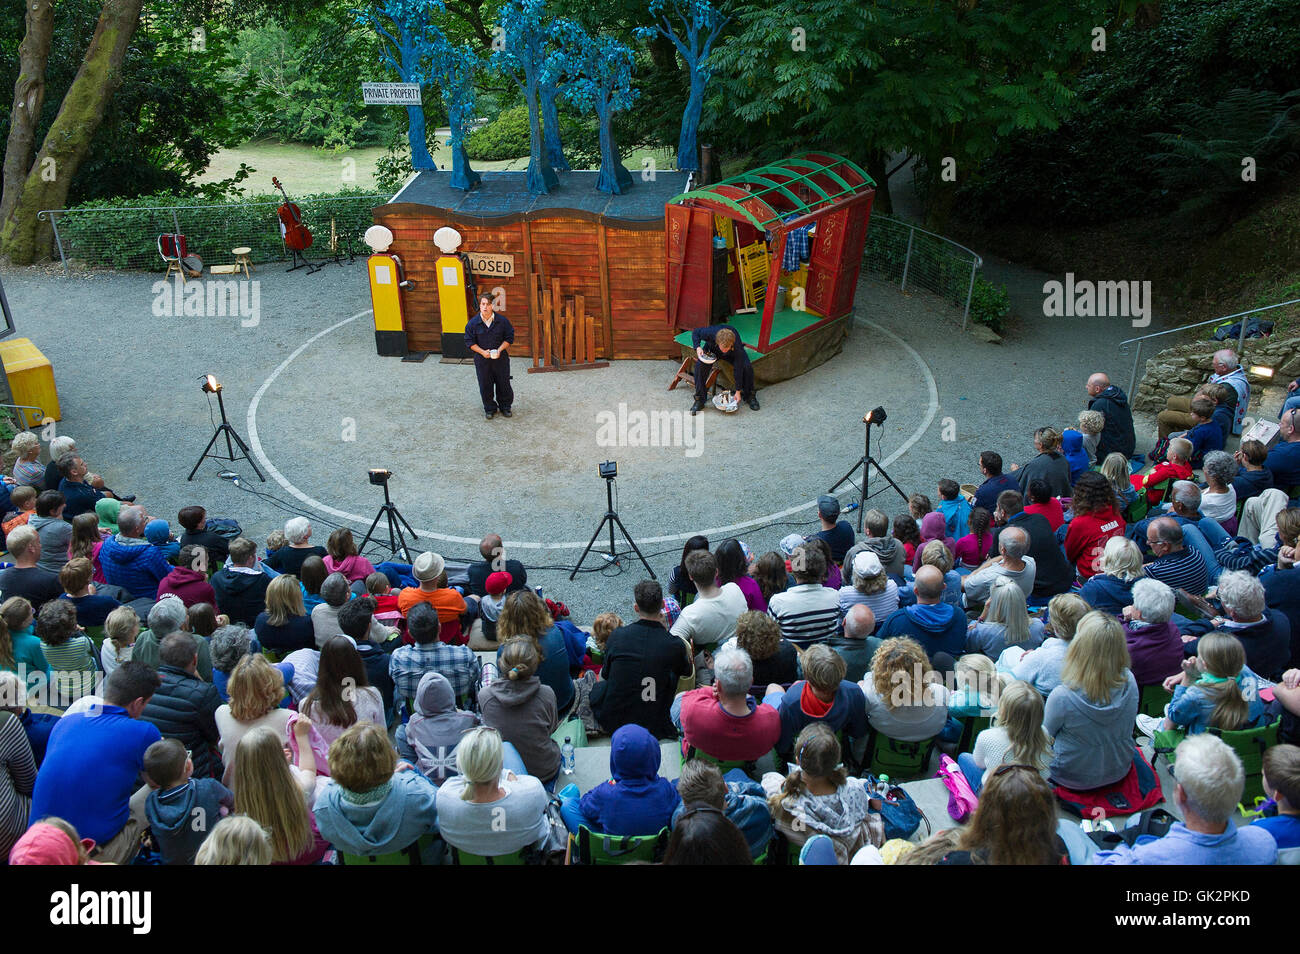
{"left": 690, "top": 323, "right": 759, "bottom": 415}
{"left": 464, "top": 294, "right": 515, "bottom": 419}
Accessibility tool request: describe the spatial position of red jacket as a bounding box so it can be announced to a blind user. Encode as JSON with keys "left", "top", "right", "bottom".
{"left": 678, "top": 686, "right": 782, "bottom": 762}
{"left": 156, "top": 567, "right": 219, "bottom": 610}
{"left": 1132, "top": 459, "right": 1193, "bottom": 504}
{"left": 1064, "top": 509, "right": 1125, "bottom": 579}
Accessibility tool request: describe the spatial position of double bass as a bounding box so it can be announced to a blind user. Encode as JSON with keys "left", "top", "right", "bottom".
{"left": 272, "top": 176, "right": 313, "bottom": 251}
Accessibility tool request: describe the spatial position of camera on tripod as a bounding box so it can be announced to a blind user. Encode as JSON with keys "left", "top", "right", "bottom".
{"left": 368, "top": 468, "right": 393, "bottom": 486}
{"left": 598, "top": 460, "right": 617, "bottom": 479}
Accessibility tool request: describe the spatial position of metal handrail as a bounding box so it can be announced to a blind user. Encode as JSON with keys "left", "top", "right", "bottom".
{"left": 1118, "top": 297, "right": 1300, "bottom": 396}
{"left": 879, "top": 216, "right": 984, "bottom": 269}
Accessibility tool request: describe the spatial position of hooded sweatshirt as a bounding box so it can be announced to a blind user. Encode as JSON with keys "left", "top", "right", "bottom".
{"left": 1089, "top": 384, "right": 1136, "bottom": 460}
{"left": 324, "top": 553, "right": 377, "bottom": 583}
{"left": 1062, "top": 429, "right": 1090, "bottom": 483}
{"left": 843, "top": 536, "right": 905, "bottom": 581}
{"left": 95, "top": 498, "right": 121, "bottom": 534}
{"left": 313, "top": 769, "right": 439, "bottom": 860}
{"left": 1078, "top": 573, "right": 1137, "bottom": 615}
{"left": 211, "top": 565, "right": 271, "bottom": 627}
{"left": 1043, "top": 671, "right": 1138, "bottom": 790}
{"left": 913, "top": 513, "right": 956, "bottom": 572}
{"left": 29, "top": 514, "right": 72, "bottom": 575}
{"left": 577, "top": 724, "right": 680, "bottom": 836}
{"left": 145, "top": 778, "right": 234, "bottom": 864}
{"left": 99, "top": 532, "right": 172, "bottom": 600}
{"left": 478, "top": 675, "right": 560, "bottom": 782}
{"left": 156, "top": 566, "right": 219, "bottom": 609}
{"left": 405, "top": 671, "right": 481, "bottom": 784}
{"left": 875, "top": 601, "right": 967, "bottom": 658}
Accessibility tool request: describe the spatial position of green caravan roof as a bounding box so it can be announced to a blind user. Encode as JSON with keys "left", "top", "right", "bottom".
{"left": 668, "top": 152, "right": 875, "bottom": 231}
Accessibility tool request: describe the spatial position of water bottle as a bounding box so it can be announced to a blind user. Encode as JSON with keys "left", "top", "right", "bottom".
{"left": 877, "top": 774, "right": 891, "bottom": 801}
{"left": 561, "top": 737, "right": 576, "bottom": 775}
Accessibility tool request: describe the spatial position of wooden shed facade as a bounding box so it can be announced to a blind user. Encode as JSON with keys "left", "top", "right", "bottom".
{"left": 372, "top": 170, "right": 690, "bottom": 359}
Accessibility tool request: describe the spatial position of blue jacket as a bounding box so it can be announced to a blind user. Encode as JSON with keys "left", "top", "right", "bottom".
{"left": 876, "top": 601, "right": 967, "bottom": 658}
{"left": 314, "top": 769, "right": 440, "bottom": 858}
{"left": 1182, "top": 612, "right": 1291, "bottom": 681}
{"left": 146, "top": 778, "right": 233, "bottom": 865}
{"left": 938, "top": 496, "right": 972, "bottom": 540}
{"left": 1095, "top": 822, "right": 1276, "bottom": 865}
{"left": 974, "top": 473, "right": 1019, "bottom": 514}
{"left": 578, "top": 724, "right": 680, "bottom": 837}
{"left": 1077, "top": 573, "right": 1137, "bottom": 615}
{"left": 776, "top": 679, "right": 869, "bottom": 753}
{"left": 671, "top": 773, "right": 773, "bottom": 859}
{"left": 99, "top": 533, "right": 172, "bottom": 600}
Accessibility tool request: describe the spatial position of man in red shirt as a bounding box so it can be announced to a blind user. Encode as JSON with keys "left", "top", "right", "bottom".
{"left": 673, "top": 644, "right": 782, "bottom": 762}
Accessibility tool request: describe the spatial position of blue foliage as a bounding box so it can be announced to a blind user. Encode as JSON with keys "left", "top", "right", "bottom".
{"left": 551, "top": 20, "right": 639, "bottom": 194}
{"left": 354, "top": 0, "right": 444, "bottom": 171}
{"left": 489, "top": 0, "right": 559, "bottom": 194}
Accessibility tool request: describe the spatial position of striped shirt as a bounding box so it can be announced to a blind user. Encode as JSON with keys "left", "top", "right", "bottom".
{"left": 40, "top": 635, "right": 99, "bottom": 708}
{"left": 1144, "top": 548, "right": 1209, "bottom": 596}
{"left": 768, "top": 583, "right": 842, "bottom": 647}
{"left": 389, "top": 641, "right": 482, "bottom": 706}
{"left": 0, "top": 711, "right": 36, "bottom": 859}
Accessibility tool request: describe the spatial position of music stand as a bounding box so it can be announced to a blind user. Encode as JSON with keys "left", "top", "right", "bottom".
{"left": 829, "top": 407, "right": 907, "bottom": 532}
{"left": 188, "top": 378, "right": 265, "bottom": 482}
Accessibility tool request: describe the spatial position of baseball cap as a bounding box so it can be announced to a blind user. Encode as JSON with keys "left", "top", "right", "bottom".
{"left": 817, "top": 494, "right": 841, "bottom": 519}
{"left": 485, "top": 571, "right": 513, "bottom": 596}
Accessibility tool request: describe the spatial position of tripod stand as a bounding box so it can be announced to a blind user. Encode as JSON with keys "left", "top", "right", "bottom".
{"left": 828, "top": 415, "right": 907, "bottom": 532}
{"left": 570, "top": 476, "right": 656, "bottom": 580}
{"left": 188, "top": 385, "right": 266, "bottom": 482}
{"left": 359, "top": 479, "right": 417, "bottom": 563}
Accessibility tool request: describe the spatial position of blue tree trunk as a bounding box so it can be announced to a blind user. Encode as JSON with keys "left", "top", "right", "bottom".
{"left": 524, "top": 79, "right": 558, "bottom": 194}
{"left": 407, "top": 104, "right": 436, "bottom": 170}
{"left": 594, "top": 96, "right": 632, "bottom": 194}
{"left": 541, "top": 85, "right": 571, "bottom": 172}
{"left": 676, "top": 68, "right": 707, "bottom": 172}
{"left": 448, "top": 131, "right": 481, "bottom": 191}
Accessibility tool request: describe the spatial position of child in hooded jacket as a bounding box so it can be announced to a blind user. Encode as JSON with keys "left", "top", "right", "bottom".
{"left": 558, "top": 723, "right": 680, "bottom": 836}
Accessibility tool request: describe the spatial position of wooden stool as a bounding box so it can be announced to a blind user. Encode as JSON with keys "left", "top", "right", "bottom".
{"left": 668, "top": 354, "right": 720, "bottom": 393}
{"left": 232, "top": 246, "right": 253, "bottom": 278}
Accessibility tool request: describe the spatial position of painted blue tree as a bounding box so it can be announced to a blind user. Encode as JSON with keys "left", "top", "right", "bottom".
{"left": 355, "top": 0, "right": 441, "bottom": 171}
{"left": 426, "top": 36, "right": 482, "bottom": 190}
{"left": 551, "top": 22, "right": 639, "bottom": 194}
{"left": 635, "top": 0, "right": 729, "bottom": 172}
{"left": 539, "top": 75, "right": 573, "bottom": 172}
{"left": 489, "top": 0, "right": 559, "bottom": 194}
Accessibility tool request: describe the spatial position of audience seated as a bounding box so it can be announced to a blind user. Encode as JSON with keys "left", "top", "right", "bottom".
{"left": 301, "top": 636, "right": 385, "bottom": 752}
{"left": 99, "top": 505, "right": 171, "bottom": 601}
{"left": 1086, "top": 373, "right": 1137, "bottom": 460}
{"left": 30, "top": 490, "right": 71, "bottom": 575}
{"left": 497, "top": 589, "right": 574, "bottom": 715}
{"left": 992, "top": 490, "right": 1074, "bottom": 600}
{"left": 879, "top": 565, "right": 965, "bottom": 660}
{"left": 1266, "top": 408, "right": 1300, "bottom": 491}
{"left": 312, "top": 572, "right": 394, "bottom": 649}
{"left": 1151, "top": 633, "right": 1267, "bottom": 737}
{"left": 1013, "top": 426, "right": 1072, "bottom": 498}
{"left": 216, "top": 653, "right": 293, "bottom": 787}
{"left": 0, "top": 692, "right": 36, "bottom": 861}
{"left": 395, "top": 671, "right": 481, "bottom": 784}
{"left": 953, "top": 506, "right": 995, "bottom": 570}
{"left": 1120, "top": 578, "right": 1184, "bottom": 688}
{"left": 194, "top": 813, "right": 271, "bottom": 865}
{"left": 828, "top": 605, "right": 875, "bottom": 683}
{"left": 774, "top": 644, "right": 867, "bottom": 754}
{"left": 966, "top": 576, "right": 1046, "bottom": 659}
{"left": 1024, "top": 480, "right": 1064, "bottom": 532}
{"left": 1133, "top": 438, "right": 1194, "bottom": 506}
{"left": 254, "top": 574, "right": 316, "bottom": 652}
{"left": 1232, "top": 439, "right": 1273, "bottom": 503}
{"left": 838, "top": 549, "right": 899, "bottom": 621}
{"left": 1008, "top": 593, "right": 1089, "bottom": 695}
{"left": 0, "top": 526, "right": 62, "bottom": 609}
{"left": 1063, "top": 472, "right": 1125, "bottom": 581}
{"left": 670, "top": 550, "right": 747, "bottom": 668}
{"left": 142, "top": 737, "right": 233, "bottom": 865}
{"left": 479, "top": 636, "right": 561, "bottom": 785}
{"left": 134, "top": 595, "right": 215, "bottom": 682}
{"left": 1079, "top": 537, "right": 1145, "bottom": 615}
{"left": 932, "top": 764, "right": 1068, "bottom": 865}
{"left": 674, "top": 645, "right": 782, "bottom": 761}
{"left": 156, "top": 544, "right": 218, "bottom": 609}
{"left": 36, "top": 599, "right": 96, "bottom": 708}
{"left": 322, "top": 528, "right": 375, "bottom": 584}
{"left": 58, "top": 557, "right": 120, "bottom": 627}
{"left": 264, "top": 517, "right": 327, "bottom": 577}
{"left": 731, "top": 610, "right": 800, "bottom": 686}
{"left": 716, "top": 538, "right": 766, "bottom": 612}
{"left": 957, "top": 681, "right": 1052, "bottom": 795}
{"left": 670, "top": 759, "right": 772, "bottom": 860}
{"left": 390, "top": 602, "right": 481, "bottom": 712}
{"left": 1142, "top": 517, "right": 1210, "bottom": 596}
{"left": 465, "top": 532, "right": 528, "bottom": 598}
{"left": 231, "top": 722, "right": 327, "bottom": 864}
{"left": 1255, "top": 745, "right": 1300, "bottom": 853}
{"left": 591, "top": 580, "right": 691, "bottom": 739}
{"left": 1181, "top": 570, "right": 1290, "bottom": 680}
{"left": 912, "top": 513, "right": 956, "bottom": 573}
{"left": 140, "top": 631, "right": 224, "bottom": 779}
{"left": 861, "top": 636, "right": 948, "bottom": 742}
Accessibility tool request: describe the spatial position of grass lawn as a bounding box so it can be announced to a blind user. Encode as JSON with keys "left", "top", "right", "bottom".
{"left": 198, "top": 140, "right": 677, "bottom": 197}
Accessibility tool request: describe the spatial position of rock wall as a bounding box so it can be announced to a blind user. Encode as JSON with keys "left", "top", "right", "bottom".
{"left": 1133, "top": 334, "right": 1300, "bottom": 413}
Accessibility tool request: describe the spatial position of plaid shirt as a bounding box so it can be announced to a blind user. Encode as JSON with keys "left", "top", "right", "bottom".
{"left": 388, "top": 641, "right": 482, "bottom": 706}
{"left": 780, "top": 215, "right": 811, "bottom": 272}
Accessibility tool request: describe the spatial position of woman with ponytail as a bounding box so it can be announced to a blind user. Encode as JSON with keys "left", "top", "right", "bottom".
{"left": 478, "top": 636, "right": 561, "bottom": 785}
{"left": 954, "top": 506, "right": 994, "bottom": 571}
{"left": 1154, "top": 632, "right": 1268, "bottom": 736}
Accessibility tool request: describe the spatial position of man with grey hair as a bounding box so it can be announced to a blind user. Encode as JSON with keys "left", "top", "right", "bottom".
{"left": 99, "top": 504, "right": 172, "bottom": 600}
{"left": 132, "top": 595, "right": 215, "bottom": 681}
{"left": 141, "top": 631, "right": 224, "bottom": 778}
{"left": 311, "top": 571, "right": 395, "bottom": 648}
{"left": 265, "top": 516, "right": 326, "bottom": 576}
{"left": 829, "top": 604, "right": 876, "bottom": 682}
{"left": 1095, "top": 734, "right": 1276, "bottom": 864}
{"left": 1158, "top": 348, "right": 1250, "bottom": 439}
{"left": 44, "top": 435, "right": 133, "bottom": 502}
{"left": 964, "top": 525, "right": 1037, "bottom": 605}
{"left": 1129, "top": 480, "right": 1228, "bottom": 583}
{"left": 1142, "top": 516, "right": 1209, "bottom": 596}
{"left": 1180, "top": 569, "right": 1290, "bottom": 679}
{"left": 673, "top": 644, "right": 783, "bottom": 760}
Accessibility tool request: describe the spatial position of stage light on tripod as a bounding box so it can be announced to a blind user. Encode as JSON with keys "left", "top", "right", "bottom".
{"left": 202, "top": 374, "right": 222, "bottom": 394}
{"left": 863, "top": 406, "right": 887, "bottom": 425}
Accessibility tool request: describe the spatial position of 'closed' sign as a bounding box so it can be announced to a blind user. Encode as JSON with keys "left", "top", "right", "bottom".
{"left": 467, "top": 253, "right": 514, "bottom": 277}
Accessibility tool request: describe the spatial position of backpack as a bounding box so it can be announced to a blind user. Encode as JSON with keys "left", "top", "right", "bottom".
{"left": 1085, "top": 808, "right": 1178, "bottom": 850}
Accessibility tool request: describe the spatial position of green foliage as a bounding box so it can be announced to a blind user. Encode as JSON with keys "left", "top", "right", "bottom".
{"left": 463, "top": 103, "right": 598, "bottom": 164}
{"left": 968, "top": 275, "right": 1012, "bottom": 334}
{"left": 54, "top": 187, "right": 384, "bottom": 271}
{"left": 961, "top": 0, "right": 1300, "bottom": 228}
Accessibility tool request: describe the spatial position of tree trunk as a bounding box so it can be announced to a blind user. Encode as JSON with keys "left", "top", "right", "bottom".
{"left": 0, "top": 0, "right": 145, "bottom": 265}
{"left": 406, "top": 103, "right": 435, "bottom": 171}
{"left": 864, "top": 151, "right": 893, "bottom": 216}
{"left": 594, "top": 95, "right": 632, "bottom": 195}
{"left": 540, "top": 84, "right": 570, "bottom": 172}
{"left": 524, "top": 75, "right": 557, "bottom": 195}
{"left": 0, "top": 0, "right": 56, "bottom": 230}
{"left": 677, "top": 69, "right": 706, "bottom": 172}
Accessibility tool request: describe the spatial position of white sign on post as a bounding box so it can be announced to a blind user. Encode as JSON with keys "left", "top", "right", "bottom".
{"left": 362, "top": 83, "right": 422, "bottom": 105}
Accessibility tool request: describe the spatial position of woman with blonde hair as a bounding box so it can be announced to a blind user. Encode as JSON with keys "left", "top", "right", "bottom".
{"left": 1100, "top": 452, "right": 1140, "bottom": 513}
{"left": 496, "top": 588, "right": 573, "bottom": 715}
{"left": 232, "top": 723, "right": 326, "bottom": 864}
{"left": 479, "top": 636, "right": 560, "bottom": 784}
{"left": 1078, "top": 535, "right": 1145, "bottom": 614}
{"left": 761, "top": 722, "right": 880, "bottom": 864}
{"left": 859, "top": 636, "right": 948, "bottom": 742}
{"left": 967, "top": 576, "right": 1046, "bottom": 659}
{"left": 1145, "top": 632, "right": 1267, "bottom": 737}
{"left": 435, "top": 725, "right": 553, "bottom": 857}
{"left": 314, "top": 722, "right": 439, "bottom": 861}
{"left": 195, "top": 814, "right": 273, "bottom": 865}
{"left": 324, "top": 527, "right": 376, "bottom": 584}
{"left": 1013, "top": 425, "right": 1071, "bottom": 498}
{"left": 1010, "top": 592, "right": 1089, "bottom": 695}
{"left": 254, "top": 574, "right": 315, "bottom": 652}
{"left": 216, "top": 653, "right": 293, "bottom": 787}
{"left": 1043, "top": 611, "right": 1138, "bottom": 790}
{"left": 99, "top": 605, "right": 140, "bottom": 679}
{"left": 958, "top": 680, "right": 1053, "bottom": 793}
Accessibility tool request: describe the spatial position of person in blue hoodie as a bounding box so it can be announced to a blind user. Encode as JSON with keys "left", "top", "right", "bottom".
{"left": 143, "top": 738, "right": 234, "bottom": 865}
{"left": 313, "top": 721, "right": 440, "bottom": 862}
{"left": 558, "top": 724, "right": 680, "bottom": 837}
{"left": 1095, "top": 734, "right": 1276, "bottom": 865}
{"left": 1061, "top": 429, "right": 1090, "bottom": 485}
{"left": 875, "top": 565, "right": 966, "bottom": 661}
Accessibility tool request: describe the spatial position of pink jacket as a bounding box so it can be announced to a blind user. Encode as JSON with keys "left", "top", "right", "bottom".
{"left": 156, "top": 567, "right": 219, "bottom": 609}
{"left": 324, "top": 554, "right": 377, "bottom": 583}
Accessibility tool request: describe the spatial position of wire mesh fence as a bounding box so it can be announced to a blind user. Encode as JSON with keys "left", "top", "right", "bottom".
{"left": 863, "top": 214, "right": 982, "bottom": 327}
{"left": 40, "top": 191, "right": 387, "bottom": 275}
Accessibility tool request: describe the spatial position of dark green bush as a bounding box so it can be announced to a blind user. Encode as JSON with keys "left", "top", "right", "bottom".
{"left": 968, "top": 274, "right": 1011, "bottom": 334}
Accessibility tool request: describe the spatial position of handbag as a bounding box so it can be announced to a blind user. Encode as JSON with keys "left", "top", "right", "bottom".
{"left": 936, "top": 754, "right": 979, "bottom": 823}
{"left": 863, "top": 773, "right": 928, "bottom": 841}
